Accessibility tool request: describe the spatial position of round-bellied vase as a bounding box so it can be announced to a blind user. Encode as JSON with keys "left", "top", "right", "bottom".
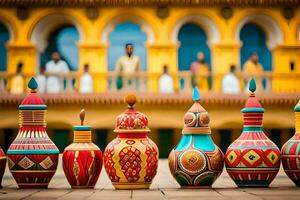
{"left": 281, "top": 100, "right": 300, "bottom": 186}
{"left": 0, "top": 147, "right": 6, "bottom": 188}
{"left": 168, "top": 87, "right": 224, "bottom": 188}
{"left": 62, "top": 110, "right": 103, "bottom": 188}
{"left": 6, "top": 78, "right": 59, "bottom": 189}
{"left": 103, "top": 94, "right": 159, "bottom": 189}
{"left": 225, "top": 79, "right": 280, "bottom": 187}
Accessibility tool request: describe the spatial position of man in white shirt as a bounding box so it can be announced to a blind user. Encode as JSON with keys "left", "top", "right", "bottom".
{"left": 115, "top": 43, "right": 140, "bottom": 90}
{"left": 45, "top": 52, "right": 69, "bottom": 93}
{"left": 35, "top": 67, "right": 47, "bottom": 93}
{"left": 222, "top": 65, "right": 241, "bottom": 94}
{"left": 79, "top": 64, "right": 93, "bottom": 93}
{"left": 159, "top": 65, "right": 174, "bottom": 93}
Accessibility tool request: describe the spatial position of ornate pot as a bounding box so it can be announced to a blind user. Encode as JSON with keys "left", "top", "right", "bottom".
{"left": 168, "top": 87, "right": 224, "bottom": 188}
{"left": 103, "top": 94, "right": 159, "bottom": 189}
{"left": 6, "top": 78, "right": 59, "bottom": 189}
{"left": 0, "top": 147, "right": 6, "bottom": 188}
{"left": 281, "top": 100, "right": 300, "bottom": 186}
{"left": 225, "top": 79, "right": 280, "bottom": 187}
{"left": 62, "top": 109, "right": 103, "bottom": 188}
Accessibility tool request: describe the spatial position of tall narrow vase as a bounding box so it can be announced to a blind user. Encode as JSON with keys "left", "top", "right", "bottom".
{"left": 103, "top": 94, "right": 159, "bottom": 189}
{"left": 168, "top": 87, "right": 224, "bottom": 188}
{"left": 281, "top": 100, "right": 300, "bottom": 186}
{"left": 63, "top": 109, "right": 103, "bottom": 188}
{"left": 6, "top": 78, "right": 59, "bottom": 189}
{"left": 225, "top": 79, "right": 280, "bottom": 187}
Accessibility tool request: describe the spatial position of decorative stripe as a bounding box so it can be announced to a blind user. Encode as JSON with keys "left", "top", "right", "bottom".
{"left": 118, "top": 132, "right": 147, "bottom": 138}
{"left": 73, "top": 125, "right": 92, "bottom": 131}
{"left": 228, "top": 146, "right": 278, "bottom": 149}
{"left": 7, "top": 149, "right": 59, "bottom": 154}
{"left": 73, "top": 130, "right": 92, "bottom": 143}
{"left": 241, "top": 108, "right": 265, "bottom": 113}
{"left": 0, "top": 156, "right": 6, "bottom": 159}
{"left": 19, "top": 105, "right": 47, "bottom": 110}
{"left": 182, "top": 126, "right": 211, "bottom": 135}
{"left": 10, "top": 170, "right": 56, "bottom": 172}
{"left": 286, "top": 142, "right": 295, "bottom": 154}
{"left": 243, "top": 126, "right": 263, "bottom": 132}
{"left": 226, "top": 167, "right": 279, "bottom": 171}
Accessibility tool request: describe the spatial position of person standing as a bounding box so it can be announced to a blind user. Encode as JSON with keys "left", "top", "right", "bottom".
{"left": 115, "top": 43, "right": 141, "bottom": 90}
{"left": 35, "top": 67, "right": 47, "bottom": 93}
{"left": 10, "top": 62, "right": 24, "bottom": 94}
{"left": 190, "top": 52, "right": 210, "bottom": 92}
{"left": 159, "top": 65, "right": 174, "bottom": 94}
{"left": 79, "top": 64, "right": 93, "bottom": 93}
{"left": 222, "top": 65, "right": 241, "bottom": 94}
{"left": 45, "top": 52, "right": 69, "bottom": 93}
{"left": 242, "top": 52, "right": 264, "bottom": 92}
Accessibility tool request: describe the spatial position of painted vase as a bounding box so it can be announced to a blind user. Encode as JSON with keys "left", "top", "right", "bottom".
{"left": 0, "top": 147, "right": 6, "bottom": 188}
{"left": 103, "top": 94, "right": 159, "bottom": 189}
{"left": 6, "top": 78, "right": 59, "bottom": 189}
{"left": 281, "top": 100, "right": 300, "bottom": 186}
{"left": 62, "top": 109, "right": 103, "bottom": 188}
{"left": 168, "top": 87, "right": 224, "bottom": 188}
{"left": 225, "top": 79, "right": 280, "bottom": 187}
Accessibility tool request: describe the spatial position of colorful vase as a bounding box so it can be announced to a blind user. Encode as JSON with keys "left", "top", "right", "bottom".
{"left": 168, "top": 87, "right": 224, "bottom": 188}
{"left": 0, "top": 147, "right": 6, "bottom": 188}
{"left": 6, "top": 78, "right": 59, "bottom": 189}
{"left": 62, "top": 109, "right": 103, "bottom": 188}
{"left": 281, "top": 100, "right": 300, "bottom": 186}
{"left": 225, "top": 79, "right": 280, "bottom": 187}
{"left": 103, "top": 94, "right": 159, "bottom": 189}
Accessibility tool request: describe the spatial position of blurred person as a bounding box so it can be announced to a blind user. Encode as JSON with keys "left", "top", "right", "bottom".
{"left": 243, "top": 52, "right": 264, "bottom": 92}
{"left": 159, "top": 65, "right": 174, "bottom": 93}
{"left": 10, "top": 62, "right": 24, "bottom": 94}
{"left": 45, "top": 52, "right": 69, "bottom": 93}
{"left": 35, "top": 67, "right": 47, "bottom": 93}
{"left": 190, "top": 52, "right": 209, "bottom": 92}
{"left": 79, "top": 64, "right": 93, "bottom": 93}
{"left": 222, "top": 65, "right": 240, "bottom": 94}
{"left": 115, "top": 43, "right": 140, "bottom": 90}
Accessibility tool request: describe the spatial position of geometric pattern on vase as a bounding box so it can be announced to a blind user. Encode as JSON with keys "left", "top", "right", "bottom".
{"left": 103, "top": 94, "right": 159, "bottom": 189}
{"left": 6, "top": 78, "right": 59, "bottom": 189}
{"left": 225, "top": 79, "right": 280, "bottom": 187}
{"left": 281, "top": 100, "right": 300, "bottom": 187}
{"left": 168, "top": 87, "right": 224, "bottom": 188}
{"left": 0, "top": 148, "right": 6, "bottom": 188}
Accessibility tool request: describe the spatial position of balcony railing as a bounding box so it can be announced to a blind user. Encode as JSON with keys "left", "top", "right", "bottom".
{"left": 0, "top": 71, "right": 299, "bottom": 94}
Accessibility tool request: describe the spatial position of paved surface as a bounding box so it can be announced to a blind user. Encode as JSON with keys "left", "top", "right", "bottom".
{"left": 0, "top": 159, "right": 299, "bottom": 200}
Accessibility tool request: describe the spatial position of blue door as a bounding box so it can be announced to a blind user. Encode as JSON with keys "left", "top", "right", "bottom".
{"left": 40, "top": 26, "right": 79, "bottom": 71}
{"left": 240, "top": 23, "right": 272, "bottom": 71}
{"left": 108, "top": 22, "right": 147, "bottom": 71}
{"left": 178, "top": 23, "right": 211, "bottom": 71}
{"left": 0, "top": 23, "right": 9, "bottom": 71}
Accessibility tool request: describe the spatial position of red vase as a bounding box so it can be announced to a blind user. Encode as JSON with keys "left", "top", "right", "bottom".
{"left": 281, "top": 100, "right": 300, "bottom": 186}
{"left": 62, "top": 109, "right": 103, "bottom": 188}
{"left": 103, "top": 94, "right": 159, "bottom": 189}
{"left": 225, "top": 79, "right": 280, "bottom": 187}
{"left": 0, "top": 147, "right": 6, "bottom": 188}
{"left": 6, "top": 78, "right": 59, "bottom": 189}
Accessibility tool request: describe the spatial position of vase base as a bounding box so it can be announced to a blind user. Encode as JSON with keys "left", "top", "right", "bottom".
{"left": 234, "top": 180, "right": 271, "bottom": 188}
{"left": 112, "top": 182, "right": 151, "bottom": 190}
{"left": 17, "top": 183, "right": 49, "bottom": 189}
{"left": 181, "top": 186, "right": 211, "bottom": 189}
{"left": 71, "top": 186, "right": 95, "bottom": 189}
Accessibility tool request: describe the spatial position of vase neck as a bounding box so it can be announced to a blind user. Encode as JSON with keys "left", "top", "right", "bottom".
{"left": 296, "top": 112, "right": 300, "bottom": 134}
{"left": 19, "top": 110, "right": 46, "bottom": 127}
{"left": 243, "top": 113, "right": 263, "bottom": 127}
{"left": 73, "top": 130, "right": 92, "bottom": 143}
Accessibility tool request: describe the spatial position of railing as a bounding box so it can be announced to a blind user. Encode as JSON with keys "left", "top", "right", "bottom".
{"left": 0, "top": 71, "right": 299, "bottom": 94}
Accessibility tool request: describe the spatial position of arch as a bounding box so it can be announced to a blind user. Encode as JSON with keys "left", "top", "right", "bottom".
{"left": 171, "top": 15, "right": 220, "bottom": 46}
{"left": 240, "top": 23, "right": 272, "bottom": 71}
{"left": 0, "top": 22, "right": 10, "bottom": 71}
{"left": 177, "top": 23, "right": 211, "bottom": 71}
{"left": 30, "top": 14, "right": 84, "bottom": 53}
{"left": 107, "top": 22, "right": 147, "bottom": 71}
{"left": 101, "top": 14, "right": 155, "bottom": 44}
{"left": 235, "top": 14, "right": 283, "bottom": 50}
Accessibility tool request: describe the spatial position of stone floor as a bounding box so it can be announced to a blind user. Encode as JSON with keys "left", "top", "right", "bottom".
{"left": 0, "top": 159, "right": 299, "bottom": 200}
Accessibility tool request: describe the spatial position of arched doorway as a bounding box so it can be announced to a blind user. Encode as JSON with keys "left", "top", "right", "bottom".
{"left": 178, "top": 23, "right": 211, "bottom": 71}
{"left": 240, "top": 23, "right": 272, "bottom": 71}
{"left": 0, "top": 23, "right": 9, "bottom": 71}
{"left": 40, "top": 25, "right": 79, "bottom": 70}
{"left": 108, "top": 22, "right": 147, "bottom": 71}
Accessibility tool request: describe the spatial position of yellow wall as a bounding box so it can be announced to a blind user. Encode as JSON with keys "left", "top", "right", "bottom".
{"left": 0, "top": 7, "right": 300, "bottom": 92}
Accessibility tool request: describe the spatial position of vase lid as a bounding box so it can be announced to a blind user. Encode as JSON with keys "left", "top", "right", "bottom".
{"left": 73, "top": 109, "right": 92, "bottom": 131}
{"left": 241, "top": 78, "right": 264, "bottom": 113}
{"left": 182, "top": 87, "right": 211, "bottom": 134}
{"left": 114, "top": 93, "right": 150, "bottom": 133}
{"left": 19, "top": 77, "right": 47, "bottom": 110}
